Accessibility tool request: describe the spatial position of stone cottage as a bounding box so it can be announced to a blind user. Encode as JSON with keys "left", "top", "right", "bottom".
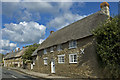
{"left": 4, "top": 47, "right": 28, "bottom": 68}
{"left": 32, "top": 2, "right": 110, "bottom": 78}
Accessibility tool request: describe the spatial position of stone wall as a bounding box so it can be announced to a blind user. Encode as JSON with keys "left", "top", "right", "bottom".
{"left": 34, "top": 35, "right": 102, "bottom": 78}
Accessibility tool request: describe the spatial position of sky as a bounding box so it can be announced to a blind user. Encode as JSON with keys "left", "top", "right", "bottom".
{"left": 1, "top": 1, "right": 119, "bottom": 54}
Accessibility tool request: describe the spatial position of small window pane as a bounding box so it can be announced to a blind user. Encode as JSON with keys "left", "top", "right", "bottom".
{"left": 69, "top": 54, "right": 77, "bottom": 63}
{"left": 57, "top": 45, "right": 62, "bottom": 51}
{"left": 58, "top": 55, "right": 65, "bottom": 63}
{"left": 50, "top": 47, "right": 53, "bottom": 52}
{"left": 44, "top": 59, "right": 47, "bottom": 65}
{"left": 44, "top": 49, "right": 47, "bottom": 54}
{"left": 69, "top": 40, "right": 77, "bottom": 48}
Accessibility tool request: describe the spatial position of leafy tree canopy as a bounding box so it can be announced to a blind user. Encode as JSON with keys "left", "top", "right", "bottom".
{"left": 22, "top": 43, "right": 40, "bottom": 62}
{"left": 93, "top": 16, "right": 120, "bottom": 78}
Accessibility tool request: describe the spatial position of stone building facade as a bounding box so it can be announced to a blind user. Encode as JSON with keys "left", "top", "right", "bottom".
{"left": 4, "top": 47, "right": 28, "bottom": 68}
{"left": 32, "top": 2, "right": 110, "bottom": 78}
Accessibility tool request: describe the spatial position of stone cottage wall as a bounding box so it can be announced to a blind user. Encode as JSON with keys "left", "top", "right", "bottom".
{"left": 35, "top": 36, "right": 101, "bottom": 78}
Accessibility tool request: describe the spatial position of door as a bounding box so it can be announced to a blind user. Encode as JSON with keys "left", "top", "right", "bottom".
{"left": 31, "top": 63, "right": 33, "bottom": 70}
{"left": 51, "top": 59, "right": 55, "bottom": 73}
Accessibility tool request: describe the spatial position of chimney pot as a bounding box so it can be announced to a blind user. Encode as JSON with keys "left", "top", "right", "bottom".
{"left": 100, "top": 2, "right": 110, "bottom": 16}
{"left": 18, "top": 48, "right": 20, "bottom": 51}
{"left": 50, "top": 31, "right": 54, "bottom": 34}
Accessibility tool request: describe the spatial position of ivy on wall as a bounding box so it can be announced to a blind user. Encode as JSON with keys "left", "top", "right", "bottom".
{"left": 92, "top": 16, "right": 120, "bottom": 78}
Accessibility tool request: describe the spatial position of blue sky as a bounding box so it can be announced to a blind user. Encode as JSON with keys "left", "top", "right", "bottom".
{"left": 1, "top": 1, "right": 118, "bottom": 54}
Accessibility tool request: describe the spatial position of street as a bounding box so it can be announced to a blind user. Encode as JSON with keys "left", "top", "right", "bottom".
{"left": 1, "top": 67, "right": 50, "bottom": 80}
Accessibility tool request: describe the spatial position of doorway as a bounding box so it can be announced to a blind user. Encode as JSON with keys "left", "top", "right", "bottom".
{"left": 51, "top": 59, "right": 55, "bottom": 73}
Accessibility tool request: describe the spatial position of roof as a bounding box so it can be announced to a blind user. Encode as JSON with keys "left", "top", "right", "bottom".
{"left": 31, "top": 48, "right": 38, "bottom": 57}
{"left": 4, "top": 51, "right": 18, "bottom": 60}
{"left": 3, "top": 53, "right": 9, "bottom": 58}
{"left": 14, "top": 47, "right": 28, "bottom": 58}
{"left": 4, "top": 47, "right": 28, "bottom": 60}
{"left": 37, "top": 11, "right": 109, "bottom": 51}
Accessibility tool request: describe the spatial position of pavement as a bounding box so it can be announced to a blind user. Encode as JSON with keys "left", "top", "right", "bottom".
{"left": 5, "top": 67, "right": 69, "bottom": 79}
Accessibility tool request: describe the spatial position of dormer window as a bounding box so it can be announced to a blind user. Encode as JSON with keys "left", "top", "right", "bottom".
{"left": 69, "top": 40, "right": 77, "bottom": 49}
{"left": 50, "top": 47, "right": 53, "bottom": 52}
{"left": 44, "top": 49, "right": 47, "bottom": 54}
{"left": 57, "top": 44, "right": 62, "bottom": 51}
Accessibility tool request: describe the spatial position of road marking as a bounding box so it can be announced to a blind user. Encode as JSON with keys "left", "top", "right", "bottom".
{"left": 11, "top": 75, "right": 17, "bottom": 78}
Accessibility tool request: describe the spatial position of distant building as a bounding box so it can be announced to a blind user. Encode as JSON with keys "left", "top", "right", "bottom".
{"left": 31, "top": 2, "right": 111, "bottom": 78}
{"left": 4, "top": 47, "right": 28, "bottom": 68}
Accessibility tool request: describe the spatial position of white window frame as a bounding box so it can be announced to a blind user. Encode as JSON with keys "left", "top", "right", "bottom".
{"left": 50, "top": 47, "right": 54, "bottom": 52}
{"left": 69, "top": 53, "right": 77, "bottom": 63}
{"left": 57, "top": 44, "right": 62, "bottom": 51}
{"left": 43, "top": 57, "right": 48, "bottom": 65}
{"left": 58, "top": 54, "right": 65, "bottom": 63}
{"left": 69, "top": 40, "right": 77, "bottom": 49}
{"left": 44, "top": 49, "right": 47, "bottom": 54}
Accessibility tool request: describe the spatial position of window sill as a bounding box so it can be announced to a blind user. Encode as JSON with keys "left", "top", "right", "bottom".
{"left": 57, "top": 50, "right": 62, "bottom": 51}
{"left": 69, "top": 47, "right": 77, "bottom": 49}
{"left": 58, "top": 62, "right": 64, "bottom": 64}
{"left": 69, "top": 62, "right": 77, "bottom": 64}
{"left": 50, "top": 51, "right": 54, "bottom": 53}
{"left": 44, "top": 64, "right": 48, "bottom": 65}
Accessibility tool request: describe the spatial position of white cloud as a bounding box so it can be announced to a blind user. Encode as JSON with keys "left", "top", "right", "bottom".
{"left": 2, "top": 21, "right": 46, "bottom": 44}
{"left": 39, "top": 39, "right": 44, "bottom": 44}
{"left": 0, "top": 40, "right": 17, "bottom": 54}
{"left": 2, "top": 2, "right": 59, "bottom": 22}
{"left": 2, "top": 2, "right": 81, "bottom": 22}
{"left": 47, "top": 12, "right": 87, "bottom": 29}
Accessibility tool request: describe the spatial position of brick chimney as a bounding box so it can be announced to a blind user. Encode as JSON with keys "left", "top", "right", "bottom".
{"left": 23, "top": 47, "right": 24, "bottom": 48}
{"left": 18, "top": 48, "right": 20, "bottom": 51}
{"left": 50, "top": 31, "right": 54, "bottom": 34}
{"left": 100, "top": 2, "right": 110, "bottom": 16}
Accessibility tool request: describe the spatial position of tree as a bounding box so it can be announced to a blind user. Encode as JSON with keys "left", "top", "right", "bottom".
{"left": 22, "top": 43, "right": 40, "bottom": 63}
{"left": 92, "top": 16, "right": 120, "bottom": 78}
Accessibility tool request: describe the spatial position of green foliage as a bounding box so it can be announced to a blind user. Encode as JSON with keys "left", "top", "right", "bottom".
{"left": 93, "top": 17, "right": 120, "bottom": 78}
{"left": 22, "top": 43, "right": 39, "bottom": 63}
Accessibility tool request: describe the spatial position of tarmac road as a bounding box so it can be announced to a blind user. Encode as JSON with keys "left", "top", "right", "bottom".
{"left": 1, "top": 67, "right": 49, "bottom": 80}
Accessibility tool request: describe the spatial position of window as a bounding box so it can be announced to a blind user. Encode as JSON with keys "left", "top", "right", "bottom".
{"left": 58, "top": 54, "right": 65, "bottom": 63}
{"left": 57, "top": 45, "right": 62, "bottom": 51}
{"left": 43, "top": 57, "right": 48, "bottom": 65}
{"left": 69, "top": 54, "right": 77, "bottom": 63}
{"left": 50, "top": 47, "right": 54, "bottom": 52}
{"left": 44, "top": 49, "right": 47, "bottom": 54}
{"left": 69, "top": 40, "right": 77, "bottom": 49}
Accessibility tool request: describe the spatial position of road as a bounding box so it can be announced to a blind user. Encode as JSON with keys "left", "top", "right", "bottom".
{"left": 1, "top": 67, "right": 49, "bottom": 80}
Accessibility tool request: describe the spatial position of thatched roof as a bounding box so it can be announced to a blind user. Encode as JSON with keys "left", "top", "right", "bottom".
{"left": 14, "top": 47, "right": 28, "bottom": 58}
{"left": 37, "top": 11, "right": 109, "bottom": 51}
{"left": 4, "top": 51, "right": 18, "bottom": 60}
{"left": 4, "top": 47, "right": 28, "bottom": 60}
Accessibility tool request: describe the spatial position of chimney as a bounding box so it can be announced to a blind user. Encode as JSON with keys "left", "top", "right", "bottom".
{"left": 12, "top": 50, "right": 13, "bottom": 53}
{"left": 100, "top": 2, "right": 110, "bottom": 16}
{"left": 23, "top": 47, "right": 24, "bottom": 49}
{"left": 17, "top": 48, "right": 20, "bottom": 51}
{"left": 50, "top": 31, "right": 54, "bottom": 34}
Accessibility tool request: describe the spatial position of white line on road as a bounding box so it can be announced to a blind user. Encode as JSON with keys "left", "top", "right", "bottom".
{"left": 11, "top": 75, "right": 17, "bottom": 78}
